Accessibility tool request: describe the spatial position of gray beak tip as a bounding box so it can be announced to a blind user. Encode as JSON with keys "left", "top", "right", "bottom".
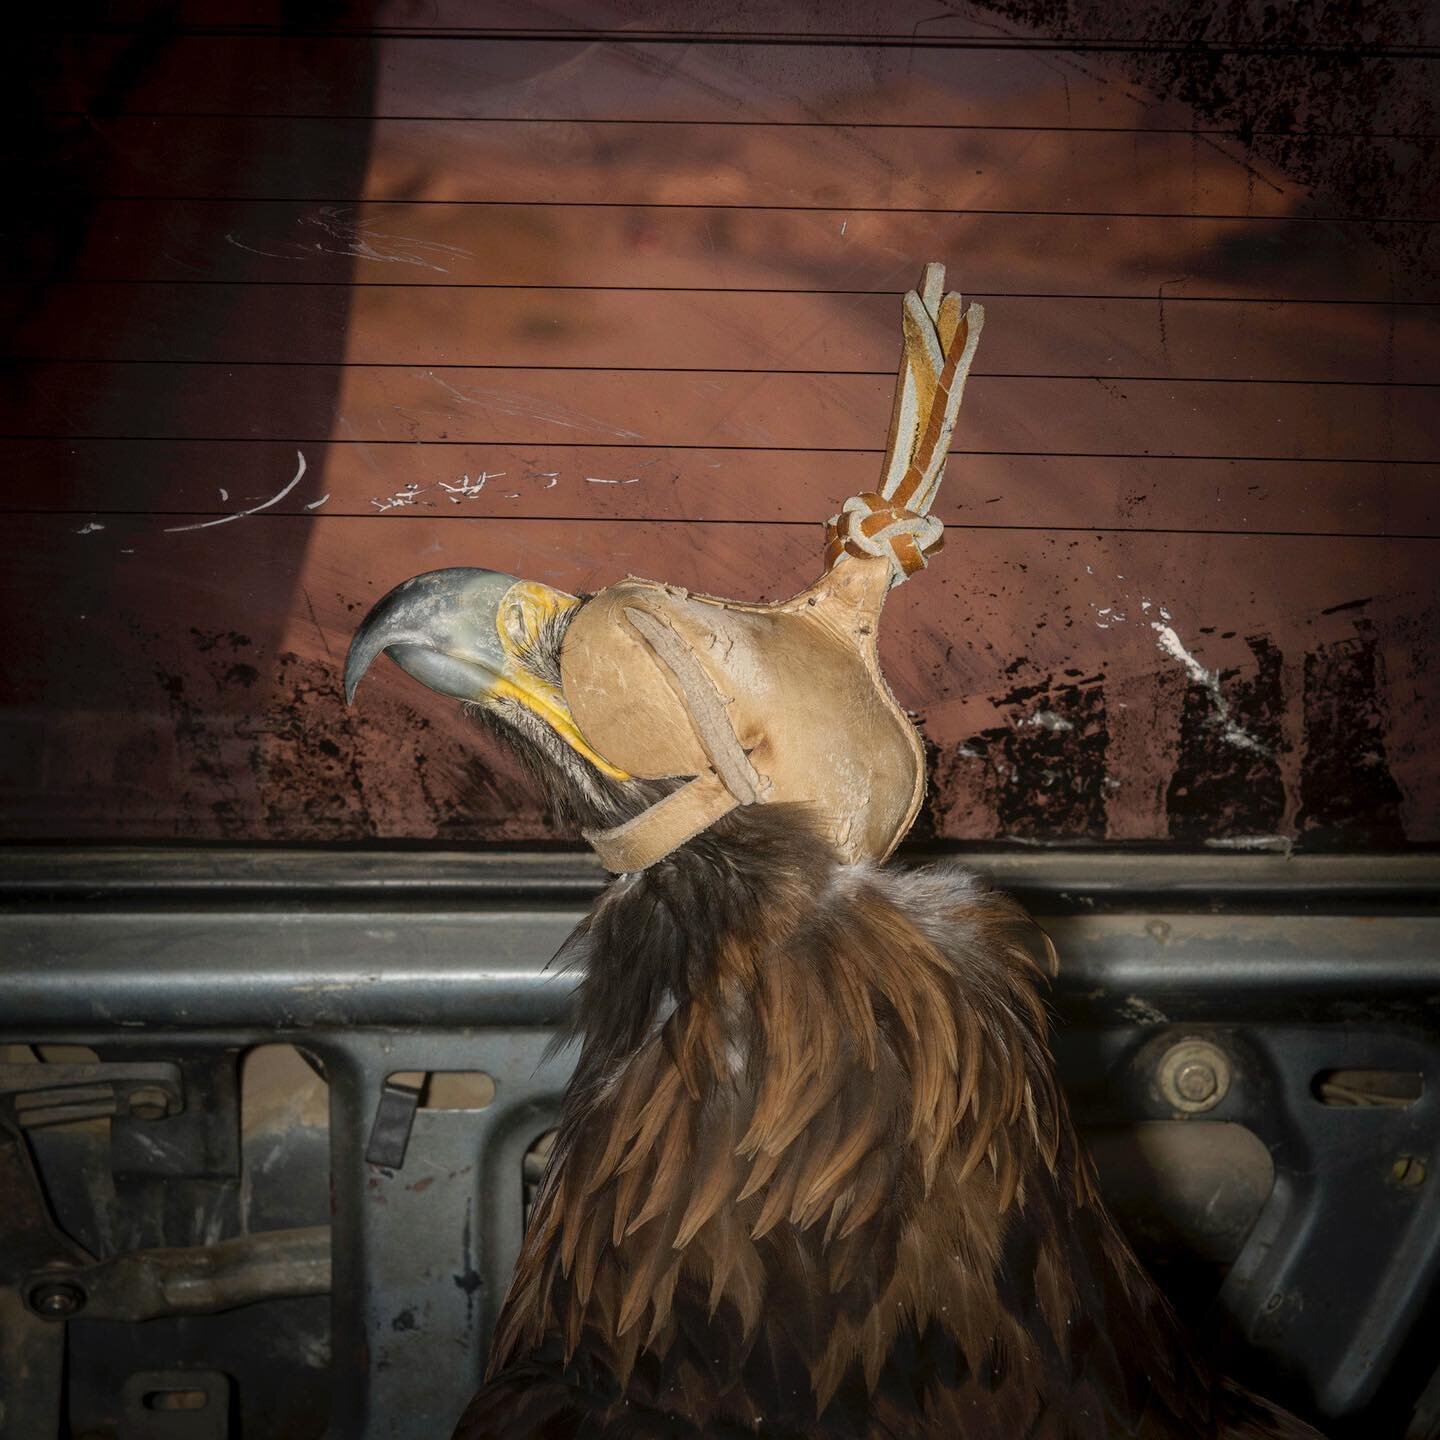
{"left": 343, "top": 632, "right": 385, "bottom": 707}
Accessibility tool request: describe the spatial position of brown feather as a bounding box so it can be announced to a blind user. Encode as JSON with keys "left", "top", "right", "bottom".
{"left": 457, "top": 805, "right": 1321, "bottom": 1440}
{"left": 672, "top": 1103, "right": 741, "bottom": 1250}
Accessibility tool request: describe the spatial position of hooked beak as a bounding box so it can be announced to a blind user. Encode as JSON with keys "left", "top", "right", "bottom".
{"left": 344, "top": 567, "right": 629, "bottom": 780}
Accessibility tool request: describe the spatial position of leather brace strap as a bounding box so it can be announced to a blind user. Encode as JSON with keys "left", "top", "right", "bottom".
{"left": 622, "top": 607, "right": 763, "bottom": 805}
{"left": 581, "top": 605, "right": 764, "bottom": 873}
{"left": 583, "top": 771, "right": 740, "bottom": 873}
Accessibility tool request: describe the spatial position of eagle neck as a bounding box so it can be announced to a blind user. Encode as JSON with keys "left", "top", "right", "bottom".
{"left": 558, "top": 803, "right": 835, "bottom": 1088}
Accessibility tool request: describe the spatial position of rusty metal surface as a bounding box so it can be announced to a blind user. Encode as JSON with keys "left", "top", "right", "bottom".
{"left": 0, "top": 1041, "right": 335, "bottom": 1438}
{"left": 33, "top": 1226, "right": 331, "bottom": 1324}
{"left": 0, "top": 1290, "right": 66, "bottom": 1440}
{"left": 0, "top": 1060, "right": 183, "bottom": 1129}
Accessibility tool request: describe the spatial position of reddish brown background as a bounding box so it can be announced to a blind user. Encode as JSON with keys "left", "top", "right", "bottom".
{"left": 2, "top": 0, "right": 1436, "bottom": 849}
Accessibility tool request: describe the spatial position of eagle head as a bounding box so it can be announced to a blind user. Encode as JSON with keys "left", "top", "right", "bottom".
{"left": 344, "top": 266, "right": 985, "bottom": 876}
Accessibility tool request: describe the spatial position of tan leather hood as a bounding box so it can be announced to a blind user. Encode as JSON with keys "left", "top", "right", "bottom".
{"left": 558, "top": 262, "right": 985, "bottom": 872}
{"left": 561, "top": 555, "right": 923, "bottom": 869}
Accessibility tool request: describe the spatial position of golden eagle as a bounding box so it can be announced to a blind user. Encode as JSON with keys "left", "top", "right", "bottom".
{"left": 345, "top": 266, "right": 1319, "bottom": 1440}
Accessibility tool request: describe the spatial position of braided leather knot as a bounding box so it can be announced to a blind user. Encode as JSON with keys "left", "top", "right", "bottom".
{"left": 824, "top": 491, "right": 945, "bottom": 584}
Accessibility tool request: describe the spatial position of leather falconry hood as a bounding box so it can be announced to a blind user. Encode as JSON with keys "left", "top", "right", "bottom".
{"left": 346, "top": 263, "right": 984, "bottom": 872}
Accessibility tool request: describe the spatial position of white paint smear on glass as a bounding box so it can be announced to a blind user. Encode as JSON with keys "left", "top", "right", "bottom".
{"left": 166, "top": 451, "right": 307, "bottom": 533}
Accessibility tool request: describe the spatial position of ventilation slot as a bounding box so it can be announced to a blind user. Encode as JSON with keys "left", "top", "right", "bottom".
{"left": 386, "top": 1071, "right": 496, "bottom": 1110}
{"left": 1312, "top": 1069, "right": 1422, "bottom": 1107}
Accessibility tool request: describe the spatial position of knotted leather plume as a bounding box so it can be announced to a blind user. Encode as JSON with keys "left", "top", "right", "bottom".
{"left": 824, "top": 261, "right": 985, "bottom": 584}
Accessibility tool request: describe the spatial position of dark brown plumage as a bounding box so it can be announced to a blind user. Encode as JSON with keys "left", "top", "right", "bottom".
{"left": 449, "top": 609, "right": 1321, "bottom": 1440}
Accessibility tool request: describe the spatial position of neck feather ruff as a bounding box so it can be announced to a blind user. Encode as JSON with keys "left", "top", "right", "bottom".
{"left": 460, "top": 808, "right": 1312, "bottom": 1440}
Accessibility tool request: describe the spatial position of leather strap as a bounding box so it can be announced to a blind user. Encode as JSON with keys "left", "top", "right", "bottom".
{"left": 583, "top": 772, "right": 741, "bottom": 873}
{"left": 582, "top": 605, "right": 765, "bottom": 873}
{"left": 622, "top": 607, "right": 763, "bottom": 805}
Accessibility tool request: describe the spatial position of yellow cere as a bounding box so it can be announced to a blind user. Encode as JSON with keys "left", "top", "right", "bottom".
{"left": 494, "top": 581, "right": 632, "bottom": 782}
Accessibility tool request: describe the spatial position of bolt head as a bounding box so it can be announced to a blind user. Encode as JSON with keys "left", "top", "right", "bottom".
{"left": 1175, "top": 1061, "right": 1218, "bottom": 1103}
{"left": 29, "top": 1281, "right": 85, "bottom": 1318}
{"left": 1156, "top": 1037, "right": 1231, "bottom": 1114}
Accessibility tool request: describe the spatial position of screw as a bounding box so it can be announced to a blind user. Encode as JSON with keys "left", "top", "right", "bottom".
{"left": 29, "top": 1281, "right": 85, "bottom": 1318}
{"left": 1156, "top": 1037, "right": 1231, "bottom": 1114}
{"left": 1175, "top": 1061, "right": 1218, "bottom": 1104}
{"left": 127, "top": 1086, "right": 171, "bottom": 1121}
